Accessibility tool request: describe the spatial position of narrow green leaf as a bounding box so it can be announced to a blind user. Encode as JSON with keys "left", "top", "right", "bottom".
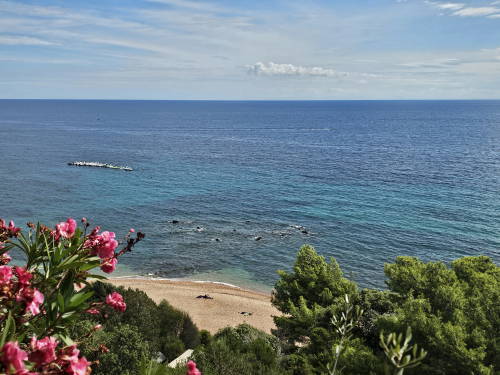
{"left": 0, "top": 312, "right": 14, "bottom": 347}
{"left": 67, "top": 291, "right": 94, "bottom": 309}
{"left": 57, "top": 292, "right": 65, "bottom": 312}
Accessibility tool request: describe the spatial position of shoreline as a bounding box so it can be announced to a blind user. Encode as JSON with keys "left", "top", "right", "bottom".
{"left": 108, "top": 277, "right": 280, "bottom": 334}
{"left": 110, "top": 275, "right": 250, "bottom": 292}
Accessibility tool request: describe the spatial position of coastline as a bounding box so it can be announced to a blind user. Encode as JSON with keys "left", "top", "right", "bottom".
{"left": 108, "top": 277, "right": 280, "bottom": 334}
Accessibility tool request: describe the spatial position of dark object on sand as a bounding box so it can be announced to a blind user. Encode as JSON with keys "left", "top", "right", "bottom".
{"left": 240, "top": 312, "right": 253, "bottom": 316}
{"left": 196, "top": 294, "right": 214, "bottom": 299}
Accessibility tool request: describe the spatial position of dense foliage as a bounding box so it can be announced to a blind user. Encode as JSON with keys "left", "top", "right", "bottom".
{"left": 191, "top": 324, "right": 284, "bottom": 375}
{"left": 78, "top": 281, "right": 200, "bottom": 374}
{"left": 2, "top": 216, "right": 497, "bottom": 375}
{"left": 380, "top": 255, "right": 500, "bottom": 375}
{"left": 272, "top": 245, "right": 499, "bottom": 375}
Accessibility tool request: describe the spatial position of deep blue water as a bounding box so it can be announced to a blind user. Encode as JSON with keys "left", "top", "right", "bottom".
{"left": 1, "top": 100, "right": 499, "bottom": 290}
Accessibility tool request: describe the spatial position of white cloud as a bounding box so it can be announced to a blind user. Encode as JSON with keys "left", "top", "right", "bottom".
{"left": 433, "top": 2, "right": 465, "bottom": 10}
{"left": 0, "top": 35, "right": 55, "bottom": 46}
{"left": 0, "top": 0, "right": 499, "bottom": 99}
{"left": 247, "top": 62, "right": 345, "bottom": 77}
{"left": 145, "top": 0, "right": 225, "bottom": 12}
{"left": 425, "top": 1, "right": 500, "bottom": 17}
{"left": 453, "top": 6, "right": 500, "bottom": 16}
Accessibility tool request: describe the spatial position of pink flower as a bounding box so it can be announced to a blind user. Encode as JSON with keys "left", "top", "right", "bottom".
{"left": 14, "top": 267, "right": 32, "bottom": 286}
{"left": 59, "top": 345, "right": 80, "bottom": 363}
{"left": 55, "top": 218, "right": 77, "bottom": 239}
{"left": 0, "top": 341, "right": 28, "bottom": 373}
{"left": 85, "top": 229, "right": 118, "bottom": 259}
{"left": 96, "top": 231, "right": 118, "bottom": 259}
{"left": 66, "top": 356, "right": 90, "bottom": 375}
{"left": 89, "top": 226, "right": 100, "bottom": 236}
{"left": 186, "top": 360, "right": 201, "bottom": 375}
{"left": 0, "top": 265, "right": 12, "bottom": 285}
{"left": 105, "top": 292, "right": 126, "bottom": 312}
{"left": 100, "top": 257, "right": 117, "bottom": 274}
{"left": 7, "top": 221, "right": 21, "bottom": 237}
{"left": 85, "top": 308, "right": 100, "bottom": 315}
{"left": 0, "top": 252, "right": 11, "bottom": 265}
{"left": 29, "top": 336, "right": 58, "bottom": 366}
{"left": 17, "top": 288, "right": 44, "bottom": 316}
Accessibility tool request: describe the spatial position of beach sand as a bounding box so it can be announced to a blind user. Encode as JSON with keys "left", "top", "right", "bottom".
{"left": 108, "top": 278, "right": 280, "bottom": 334}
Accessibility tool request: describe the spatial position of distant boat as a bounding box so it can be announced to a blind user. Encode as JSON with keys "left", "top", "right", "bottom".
{"left": 67, "top": 161, "right": 133, "bottom": 171}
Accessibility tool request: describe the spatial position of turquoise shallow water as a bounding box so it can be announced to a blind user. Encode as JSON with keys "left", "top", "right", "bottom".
{"left": 0, "top": 100, "right": 499, "bottom": 290}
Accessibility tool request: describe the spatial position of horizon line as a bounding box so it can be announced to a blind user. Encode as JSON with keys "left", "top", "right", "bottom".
{"left": 1, "top": 98, "right": 500, "bottom": 102}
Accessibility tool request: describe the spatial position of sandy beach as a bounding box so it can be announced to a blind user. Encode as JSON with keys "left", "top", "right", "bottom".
{"left": 109, "top": 278, "right": 280, "bottom": 334}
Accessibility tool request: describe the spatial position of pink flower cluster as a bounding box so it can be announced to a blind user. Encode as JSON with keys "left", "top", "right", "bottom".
{"left": 84, "top": 227, "right": 119, "bottom": 274}
{"left": 85, "top": 292, "right": 127, "bottom": 316}
{"left": 186, "top": 360, "right": 201, "bottom": 375}
{"left": 0, "top": 219, "right": 21, "bottom": 238}
{"left": 0, "top": 265, "right": 44, "bottom": 317}
{"left": 105, "top": 292, "right": 126, "bottom": 312}
{"left": 0, "top": 338, "right": 90, "bottom": 375}
{"left": 53, "top": 218, "right": 77, "bottom": 240}
{"left": 0, "top": 252, "right": 12, "bottom": 265}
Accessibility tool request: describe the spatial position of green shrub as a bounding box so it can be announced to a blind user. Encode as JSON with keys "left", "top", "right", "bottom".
{"left": 193, "top": 324, "right": 286, "bottom": 375}
{"left": 161, "top": 336, "right": 185, "bottom": 362}
{"left": 87, "top": 282, "right": 201, "bottom": 358}
{"left": 199, "top": 330, "right": 213, "bottom": 346}
{"left": 79, "top": 323, "right": 151, "bottom": 375}
{"left": 379, "top": 255, "right": 500, "bottom": 375}
{"left": 272, "top": 246, "right": 499, "bottom": 375}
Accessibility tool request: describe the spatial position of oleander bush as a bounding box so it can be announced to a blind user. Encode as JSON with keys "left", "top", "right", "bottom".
{"left": 0, "top": 217, "right": 144, "bottom": 375}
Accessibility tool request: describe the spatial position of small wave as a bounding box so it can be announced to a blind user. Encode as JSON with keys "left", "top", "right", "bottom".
{"left": 68, "top": 161, "right": 133, "bottom": 171}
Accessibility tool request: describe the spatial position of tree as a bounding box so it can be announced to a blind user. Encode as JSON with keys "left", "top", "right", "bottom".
{"left": 272, "top": 245, "right": 357, "bottom": 347}
{"left": 380, "top": 256, "right": 500, "bottom": 375}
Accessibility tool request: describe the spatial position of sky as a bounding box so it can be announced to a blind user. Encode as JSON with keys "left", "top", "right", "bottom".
{"left": 0, "top": 0, "right": 499, "bottom": 99}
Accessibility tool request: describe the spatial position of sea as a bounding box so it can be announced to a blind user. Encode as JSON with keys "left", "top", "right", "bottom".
{"left": 1, "top": 100, "right": 499, "bottom": 292}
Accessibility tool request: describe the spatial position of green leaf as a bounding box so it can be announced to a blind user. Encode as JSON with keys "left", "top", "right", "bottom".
{"left": 0, "top": 312, "right": 15, "bottom": 347}
{"left": 67, "top": 291, "right": 94, "bottom": 309}
{"left": 79, "top": 261, "right": 102, "bottom": 272}
{"left": 58, "top": 334, "right": 75, "bottom": 346}
{"left": 88, "top": 274, "right": 108, "bottom": 280}
{"left": 57, "top": 292, "right": 65, "bottom": 312}
{"left": 61, "top": 311, "right": 77, "bottom": 320}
